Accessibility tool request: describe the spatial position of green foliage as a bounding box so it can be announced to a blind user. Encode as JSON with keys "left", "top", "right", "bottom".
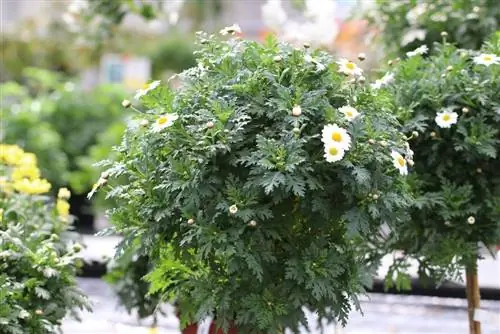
{"left": 0, "top": 148, "right": 90, "bottom": 334}
{"left": 151, "top": 36, "right": 197, "bottom": 78}
{"left": 1, "top": 68, "right": 127, "bottom": 203}
{"left": 99, "top": 32, "right": 412, "bottom": 332}
{"left": 104, "top": 242, "right": 162, "bottom": 321}
{"left": 365, "top": 0, "right": 500, "bottom": 57}
{"left": 373, "top": 35, "right": 500, "bottom": 283}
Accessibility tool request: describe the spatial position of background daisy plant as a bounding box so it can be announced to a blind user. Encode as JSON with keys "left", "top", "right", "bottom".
{"left": 95, "top": 29, "right": 412, "bottom": 332}
{"left": 371, "top": 33, "right": 500, "bottom": 332}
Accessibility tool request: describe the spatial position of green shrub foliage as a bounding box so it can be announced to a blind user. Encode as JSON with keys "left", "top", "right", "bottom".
{"left": 365, "top": 0, "right": 500, "bottom": 57}
{"left": 98, "top": 31, "right": 412, "bottom": 332}
{"left": 371, "top": 35, "right": 500, "bottom": 283}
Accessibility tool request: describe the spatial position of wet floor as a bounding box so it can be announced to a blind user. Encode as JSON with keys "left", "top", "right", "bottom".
{"left": 62, "top": 278, "right": 500, "bottom": 334}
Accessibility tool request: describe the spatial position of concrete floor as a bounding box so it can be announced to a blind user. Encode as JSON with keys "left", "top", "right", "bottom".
{"left": 62, "top": 278, "right": 500, "bottom": 334}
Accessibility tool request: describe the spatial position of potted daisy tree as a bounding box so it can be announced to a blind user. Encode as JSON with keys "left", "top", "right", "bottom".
{"left": 93, "top": 28, "right": 413, "bottom": 333}
{"left": 371, "top": 34, "right": 500, "bottom": 334}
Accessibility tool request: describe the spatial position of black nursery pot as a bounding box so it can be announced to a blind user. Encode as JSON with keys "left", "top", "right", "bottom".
{"left": 69, "top": 191, "right": 95, "bottom": 234}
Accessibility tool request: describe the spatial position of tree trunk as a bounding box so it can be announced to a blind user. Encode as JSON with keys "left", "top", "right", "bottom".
{"left": 465, "top": 261, "right": 481, "bottom": 334}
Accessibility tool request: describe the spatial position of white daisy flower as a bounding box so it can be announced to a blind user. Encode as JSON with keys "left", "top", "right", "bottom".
{"left": 323, "top": 143, "right": 345, "bottom": 163}
{"left": 229, "top": 204, "right": 238, "bottom": 214}
{"left": 134, "top": 80, "right": 161, "bottom": 100}
{"left": 321, "top": 124, "right": 351, "bottom": 150}
{"left": 391, "top": 150, "right": 408, "bottom": 176}
{"left": 371, "top": 72, "right": 394, "bottom": 90}
{"left": 401, "top": 29, "right": 426, "bottom": 47}
{"left": 473, "top": 53, "right": 499, "bottom": 66}
{"left": 406, "top": 45, "right": 429, "bottom": 57}
{"left": 220, "top": 24, "right": 242, "bottom": 36}
{"left": 152, "top": 114, "right": 179, "bottom": 132}
{"left": 338, "top": 105, "right": 360, "bottom": 122}
{"left": 336, "top": 58, "right": 363, "bottom": 76}
{"left": 435, "top": 109, "right": 458, "bottom": 128}
{"left": 467, "top": 216, "right": 476, "bottom": 225}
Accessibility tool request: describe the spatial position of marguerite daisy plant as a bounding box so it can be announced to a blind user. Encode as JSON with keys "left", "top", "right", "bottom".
{"left": 472, "top": 53, "right": 499, "bottom": 66}
{"left": 152, "top": 114, "right": 179, "bottom": 132}
{"left": 336, "top": 58, "right": 363, "bottom": 76}
{"left": 338, "top": 106, "right": 360, "bottom": 122}
{"left": 435, "top": 108, "right": 458, "bottom": 128}
{"left": 134, "top": 80, "right": 161, "bottom": 100}
{"left": 390, "top": 150, "right": 408, "bottom": 175}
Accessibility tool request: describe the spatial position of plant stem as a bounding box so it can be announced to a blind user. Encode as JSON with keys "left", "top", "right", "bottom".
{"left": 466, "top": 260, "right": 481, "bottom": 334}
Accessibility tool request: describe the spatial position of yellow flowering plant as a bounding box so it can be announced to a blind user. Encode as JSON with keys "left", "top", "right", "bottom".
{"left": 96, "top": 31, "right": 412, "bottom": 332}
{"left": 0, "top": 145, "right": 90, "bottom": 333}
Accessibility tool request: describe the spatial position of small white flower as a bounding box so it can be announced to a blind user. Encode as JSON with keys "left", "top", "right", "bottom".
{"left": 435, "top": 109, "right": 458, "bottom": 128}
{"left": 371, "top": 72, "right": 394, "bottom": 89}
{"left": 338, "top": 105, "right": 360, "bottom": 122}
{"left": 473, "top": 53, "right": 499, "bottom": 66}
{"left": 321, "top": 124, "right": 351, "bottom": 150}
{"left": 229, "top": 204, "right": 238, "bottom": 214}
{"left": 152, "top": 114, "right": 179, "bottom": 132}
{"left": 261, "top": 0, "right": 287, "bottom": 30}
{"left": 406, "top": 45, "right": 429, "bottom": 57}
{"left": 391, "top": 150, "right": 408, "bottom": 176}
{"left": 401, "top": 29, "right": 426, "bottom": 46}
{"left": 467, "top": 216, "right": 475, "bottom": 225}
{"left": 336, "top": 58, "right": 363, "bottom": 76}
{"left": 405, "top": 3, "right": 427, "bottom": 25}
{"left": 134, "top": 80, "right": 161, "bottom": 100}
{"left": 292, "top": 105, "right": 302, "bottom": 117}
{"left": 323, "top": 143, "right": 345, "bottom": 163}
{"left": 220, "top": 24, "right": 242, "bottom": 36}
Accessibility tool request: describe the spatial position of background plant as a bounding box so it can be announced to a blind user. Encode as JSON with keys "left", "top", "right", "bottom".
{"left": 0, "top": 145, "right": 90, "bottom": 334}
{"left": 363, "top": 0, "right": 500, "bottom": 57}
{"left": 370, "top": 34, "right": 500, "bottom": 333}
{"left": 0, "top": 68, "right": 127, "bottom": 206}
{"left": 97, "top": 31, "right": 412, "bottom": 332}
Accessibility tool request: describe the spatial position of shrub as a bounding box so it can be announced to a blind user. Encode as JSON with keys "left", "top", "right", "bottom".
{"left": 364, "top": 0, "right": 500, "bottom": 57}
{"left": 96, "top": 31, "right": 412, "bottom": 332}
{"left": 0, "top": 68, "right": 127, "bottom": 201}
{"left": 0, "top": 144, "right": 90, "bottom": 334}
{"left": 370, "top": 35, "right": 500, "bottom": 284}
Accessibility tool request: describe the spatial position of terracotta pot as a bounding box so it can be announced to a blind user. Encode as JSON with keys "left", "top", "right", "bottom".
{"left": 180, "top": 321, "right": 238, "bottom": 334}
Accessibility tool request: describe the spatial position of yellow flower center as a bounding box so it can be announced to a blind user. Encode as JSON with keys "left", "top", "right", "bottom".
{"left": 346, "top": 111, "right": 353, "bottom": 117}
{"left": 143, "top": 83, "right": 151, "bottom": 89}
{"left": 346, "top": 62, "right": 356, "bottom": 70}
{"left": 331, "top": 132, "right": 342, "bottom": 142}
{"left": 158, "top": 116, "right": 168, "bottom": 125}
{"left": 329, "top": 147, "right": 339, "bottom": 156}
{"left": 397, "top": 156, "right": 406, "bottom": 167}
{"left": 442, "top": 114, "right": 451, "bottom": 121}
{"left": 483, "top": 55, "right": 492, "bottom": 61}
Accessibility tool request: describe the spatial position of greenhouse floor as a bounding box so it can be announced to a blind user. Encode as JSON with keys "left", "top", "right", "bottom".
{"left": 62, "top": 278, "right": 500, "bottom": 334}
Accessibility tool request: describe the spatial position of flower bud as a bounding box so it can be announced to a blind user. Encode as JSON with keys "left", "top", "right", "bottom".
{"left": 444, "top": 221, "right": 451, "bottom": 226}
{"left": 467, "top": 216, "right": 475, "bottom": 225}
{"left": 292, "top": 105, "right": 302, "bottom": 117}
{"left": 357, "top": 53, "right": 366, "bottom": 61}
{"left": 187, "top": 218, "right": 195, "bottom": 225}
{"left": 368, "top": 139, "right": 376, "bottom": 144}
{"left": 472, "top": 6, "right": 480, "bottom": 13}
{"left": 273, "top": 55, "right": 282, "bottom": 63}
{"left": 358, "top": 76, "right": 366, "bottom": 84}
{"left": 292, "top": 127, "right": 301, "bottom": 134}
{"left": 430, "top": 131, "right": 437, "bottom": 138}
{"left": 206, "top": 121, "right": 215, "bottom": 129}
{"left": 407, "top": 159, "right": 415, "bottom": 167}
{"left": 303, "top": 42, "right": 310, "bottom": 49}
{"left": 35, "top": 309, "right": 43, "bottom": 315}
{"left": 440, "top": 31, "right": 448, "bottom": 37}
{"left": 248, "top": 220, "right": 257, "bottom": 227}
{"left": 121, "top": 100, "right": 132, "bottom": 108}
{"left": 446, "top": 66, "right": 453, "bottom": 71}
{"left": 73, "top": 243, "right": 82, "bottom": 252}
{"left": 372, "top": 194, "right": 379, "bottom": 200}
{"left": 387, "top": 60, "right": 393, "bottom": 66}
{"left": 441, "top": 73, "right": 446, "bottom": 78}
{"left": 476, "top": 168, "right": 482, "bottom": 173}
{"left": 140, "top": 119, "right": 149, "bottom": 127}
{"left": 411, "top": 131, "right": 419, "bottom": 138}
{"left": 379, "top": 140, "right": 388, "bottom": 147}
{"left": 473, "top": 80, "right": 479, "bottom": 85}
{"left": 462, "top": 107, "right": 469, "bottom": 113}
{"left": 229, "top": 205, "right": 238, "bottom": 214}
